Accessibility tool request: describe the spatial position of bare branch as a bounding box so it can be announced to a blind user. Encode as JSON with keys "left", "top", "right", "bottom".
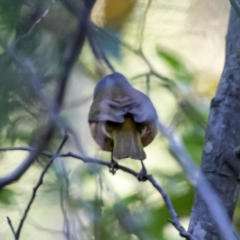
{"left": 54, "top": 159, "right": 71, "bottom": 240}
{"left": 0, "top": 42, "right": 55, "bottom": 120}
{"left": 0, "top": 146, "right": 192, "bottom": 239}
{"left": 1, "top": 121, "right": 237, "bottom": 239}
{"left": 147, "top": 175, "right": 196, "bottom": 240}
{"left": 98, "top": 26, "right": 207, "bottom": 129}
{"left": 0, "top": 0, "right": 96, "bottom": 188}
{"left": 0, "top": 123, "right": 54, "bottom": 188}
{"left": 8, "top": 135, "right": 69, "bottom": 240}
{"left": 87, "top": 23, "right": 115, "bottom": 73}
{"left": 157, "top": 122, "right": 238, "bottom": 240}
{"left": 53, "top": 0, "right": 95, "bottom": 112}
{"left": 138, "top": 0, "right": 152, "bottom": 50}
{"left": 13, "top": 0, "right": 56, "bottom": 47}
{"left": 0, "top": 146, "right": 52, "bottom": 156}
{"left": 7, "top": 216, "right": 16, "bottom": 237}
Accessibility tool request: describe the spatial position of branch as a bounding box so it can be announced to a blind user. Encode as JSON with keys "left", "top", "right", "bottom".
{"left": 230, "top": 0, "right": 240, "bottom": 18}
{"left": 13, "top": 0, "right": 56, "bottom": 47}
{"left": 54, "top": 159, "right": 71, "bottom": 239}
{"left": 0, "top": 0, "right": 96, "bottom": 188}
{"left": 0, "top": 146, "right": 193, "bottom": 239}
{"left": 1, "top": 124, "right": 236, "bottom": 239}
{"left": 87, "top": 23, "right": 115, "bottom": 73}
{"left": 7, "top": 216, "right": 16, "bottom": 237}
{"left": 0, "top": 124, "right": 54, "bottom": 188}
{"left": 98, "top": 26, "right": 206, "bottom": 129}
{"left": 53, "top": 0, "right": 96, "bottom": 112}
{"left": 147, "top": 175, "right": 196, "bottom": 240}
{"left": 157, "top": 122, "right": 238, "bottom": 240}
{"left": 7, "top": 135, "right": 69, "bottom": 240}
{"left": 98, "top": 25, "right": 171, "bottom": 84}
{"left": 138, "top": 0, "right": 152, "bottom": 50}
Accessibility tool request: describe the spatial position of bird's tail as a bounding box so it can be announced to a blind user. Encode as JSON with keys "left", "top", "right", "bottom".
{"left": 112, "top": 116, "right": 146, "bottom": 160}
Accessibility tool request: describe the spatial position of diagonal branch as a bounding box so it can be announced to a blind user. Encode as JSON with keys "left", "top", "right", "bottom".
{"left": 6, "top": 216, "right": 16, "bottom": 238}
{"left": 0, "top": 146, "right": 193, "bottom": 239}
{"left": 0, "top": 0, "right": 96, "bottom": 188}
{"left": 7, "top": 135, "right": 69, "bottom": 240}
{"left": 230, "top": 0, "right": 240, "bottom": 18}
{"left": 0, "top": 124, "right": 54, "bottom": 188}
{"left": 1, "top": 119, "right": 237, "bottom": 239}
{"left": 189, "top": 7, "right": 240, "bottom": 239}
{"left": 13, "top": 0, "right": 56, "bottom": 47}
{"left": 158, "top": 122, "right": 238, "bottom": 240}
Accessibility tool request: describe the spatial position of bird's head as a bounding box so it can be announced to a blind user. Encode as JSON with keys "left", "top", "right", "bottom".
{"left": 93, "top": 72, "right": 131, "bottom": 98}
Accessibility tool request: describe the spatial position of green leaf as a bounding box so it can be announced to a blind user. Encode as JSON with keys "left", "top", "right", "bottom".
{"left": 156, "top": 47, "right": 193, "bottom": 83}
{"left": 121, "top": 192, "right": 143, "bottom": 205}
{"left": 157, "top": 49, "right": 182, "bottom": 70}
{"left": 0, "top": 0, "right": 23, "bottom": 29}
{"left": 143, "top": 186, "right": 194, "bottom": 239}
{"left": 0, "top": 188, "right": 14, "bottom": 204}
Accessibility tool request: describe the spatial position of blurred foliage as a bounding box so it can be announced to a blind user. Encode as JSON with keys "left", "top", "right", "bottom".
{"left": 102, "top": 0, "right": 136, "bottom": 30}
{"left": 0, "top": 0, "right": 233, "bottom": 240}
{"left": 0, "top": 0, "right": 68, "bottom": 145}
{"left": 0, "top": 188, "right": 14, "bottom": 204}
{"left": 156, "top": 48, "right": 194, "bottom": 83}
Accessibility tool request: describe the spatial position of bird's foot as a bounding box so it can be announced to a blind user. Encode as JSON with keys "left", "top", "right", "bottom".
{"left": 137, "top": 161, "right": 148, "bottom": 181}
{"left": 109, "top": 159, "right": 118, "bottom": 175}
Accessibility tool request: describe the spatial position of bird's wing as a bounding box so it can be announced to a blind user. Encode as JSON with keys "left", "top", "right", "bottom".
{"left": 89, "top": 89, "right": 158, "bottom": 124}
{"left": 88, "top": 97, "right": 130, "bottom": 123}
{"left": 129, "top": 90, "right": 158, "bottom": 123}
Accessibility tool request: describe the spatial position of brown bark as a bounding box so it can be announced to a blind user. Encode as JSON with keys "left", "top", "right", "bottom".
{"left": 189, "top": 7, "right": 240, "bottom": 240}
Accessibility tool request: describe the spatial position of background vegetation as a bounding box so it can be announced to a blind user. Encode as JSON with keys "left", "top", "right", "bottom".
{"left": 0, "top": 0, "right": 236, "bottom": 239}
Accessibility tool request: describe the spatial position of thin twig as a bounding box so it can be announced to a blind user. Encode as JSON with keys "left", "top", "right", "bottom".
{"left": 54, "top": 159, "right": 71, "bottom": 240}
{"left": 157, "top": 121, "right": 238, "bottom": 240}
{"left": 0, "top": 123, "right": 54, "bottom": 188}
{"left": 0, "top": 0, "right": 96, "bottom": 188}
{"left": 87, "top": 23, "right": 115, "bottom": 73}
{"left": 0, "top": 40, "right": 57, "bottom": 122}
{"left": 138, "top": 0, "right": 152, "bottom": 50}
{"left": 0, "top": 146, "right": 53, "bottom": 157}
{"left": 12, "top": 135, "right": 69, "bottom": 240}
{"left": 99, "top": 25, "right": 172, "bottom": 85}
{"left": 13, "top": 0, "right": 56, "bottom": 47}
{"left": 147, "top": 176, "right": 196, "bottom": 240}
{"left": 7, "top": 216, "right": 16, "bottom": 237}
{"left": 1, "top": 146, "right": 192, "bottom": 239}
{"left": 146, "top": 73, "right": 150, "bottom": 96}
{"left": 99, "top": 25, "right": 207, "bottom": 129}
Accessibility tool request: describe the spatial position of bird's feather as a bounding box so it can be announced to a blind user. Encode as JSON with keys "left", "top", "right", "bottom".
{"left": 110, "top": 116, "right": 146, "bottom": 160}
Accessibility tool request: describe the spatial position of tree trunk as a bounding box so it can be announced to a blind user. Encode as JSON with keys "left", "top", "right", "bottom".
{"left": 189, "top": 7, "right": 240, "bottom": 240}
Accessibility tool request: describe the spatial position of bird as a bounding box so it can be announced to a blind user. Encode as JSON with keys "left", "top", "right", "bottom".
{"left": 88, "top": 72, "right": 158, "bottom": 177}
